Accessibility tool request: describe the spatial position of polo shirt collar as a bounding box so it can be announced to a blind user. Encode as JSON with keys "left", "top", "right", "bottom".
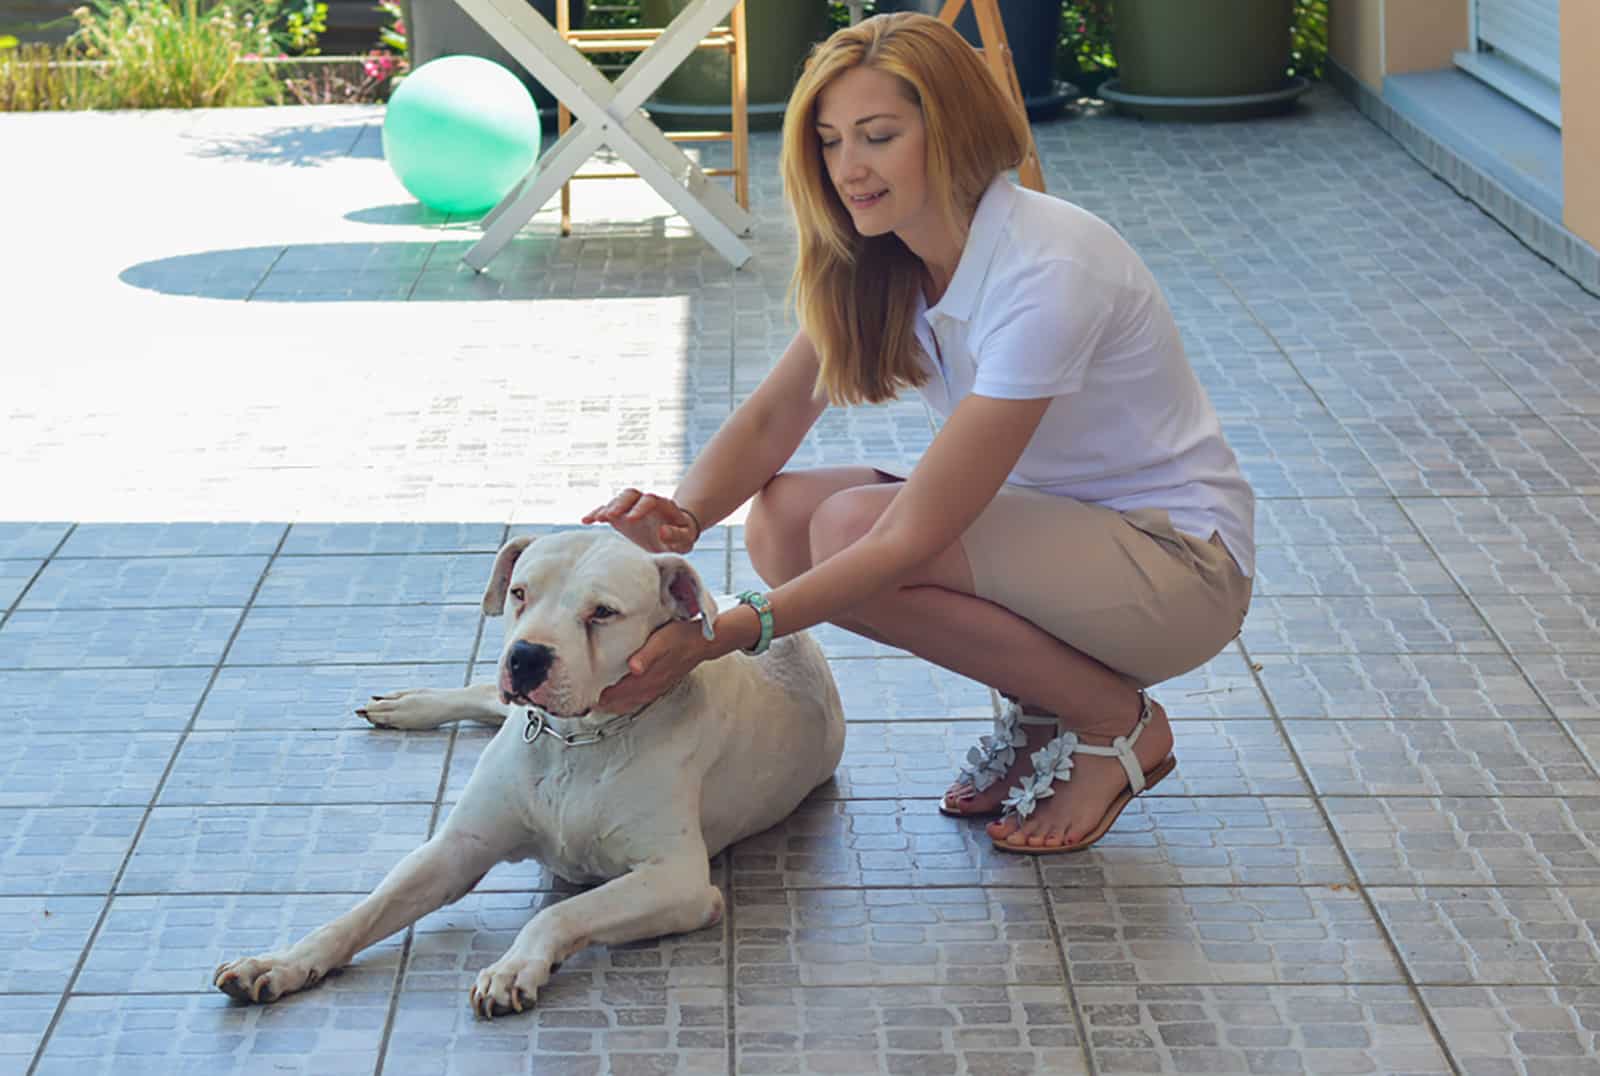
{"left": 925, "top": 174, "right": 1017, "bottom": 324}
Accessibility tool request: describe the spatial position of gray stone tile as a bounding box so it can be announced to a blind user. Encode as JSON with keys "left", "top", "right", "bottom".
{"left": 160, "top": 730, "right": 449, "bottom": 806}
{"left": 734, "top": 887, "right": 1059, "bottom": 989}
{"left": 0, "top": 523, "right": 69, "bottom": 559}
{"left": 1224, "top": 416, "right": 1389, "bottom": 498}
{"left": 1038, "top": 797, "right": 1348, "bottom": 888}
{"left": 1421, "top": 985, "right": 1600, "bottom": 1076}
{"left": 1051, "top": 887, "right": 1403, "bottom": 985}
{"left": 1240, "top": 595, "right": 1501, "bottom": 654}
{"left": 1344, "top": 415, "right": 1600, "bottom": 497}
{"left": 0, "top": 558, "right": 40, "bottom": 611}
{"left": 1077, "top": 984, "right": 1452, "bottom": 1075}
{"left": 0, "top": 608, "right": 243, "bottom": 669}
{"left": 1479, "top": 343, "right": 1600, "bottom": 415}
{"left": 1159, "top": 722, "right": 1310, "bottom": 797}
{"left": 7, "top": 666, "right": 212, "bottom": 734}
{"left": 1250, "top": 540, "right": 1459, "bottom": 596}
{"left": 280, "top": 522, "right": 505, "bottom": 555}
{"left": 32, "top": 992, "right": 390, "bottom": 1076}
{"left": 79, "top": 892, "right": 404, "bottom": 995}
{"left": 731, "top": 799, "right": 1035, "bottom": 889}
{"left": 1255, "top": 498, "right": 1422, "bottom": 545}
{"left": 227, "top": 604, "right": 481, "bottom": 666}
{"left": 1253, "top": 653, "right": 1551, "bottom": 719}
{"left": 827, "top": 657, "right": 996, "bottom": 721}
{"left": 403, "top": 889, "right": 727, "bottom": 995}
{"left": 1285, "top": 719, "right": 1600, "bottom": 796}
{"left": 1516, "top": 654, "right": 1600, "bottom": 720}
{"left": 384, "top": 986, "right": 729, "bottom": 1075}
{"left": 0, "top": 807, "right": 143, "bottom": 896}
{"left": 256, "top": 553, "right": 496, "bottom": 606}
{"left": 734, "top": 983, "right": 1087, "bottom": 1075}
{"left": 1401, "top": 495, "right": 1600, "bottom": 594}
{"left": 1475, "top": 593, "right": 1600, "bottom": 653}
{"left": 20, "top": 556, "right": 270, "bottom": 610}
{"left": 195, "top": 662, "right": 471, "bottom": 731}
{"left": 0, "top": 995, "right": 57, "bottom": 1073}
{"left": 1189, "top": 354, "right": 1329, "bottom": 422}
{"left": 0, "top": 895, "right": 102, "bottom": 994}
{"left": 1325, "top": 797, "right": 1600, "bottom": 886}
{"left": 1291, "top": 347, "right": 1532, "bottom": 419}
{"left": 1, "top": 733, "right": 180, "bottom": 808}
{"left": 121, "top": 804, "right": 434, "bottom": 894}
{"left": 1153, "top": 652, "right": 1274, "bottom": 720}
{"left": 55, "top": 523, "right": 286, "bottom": 558}
{"left": 1370, "top": 887, "right": 1600, "bottom": 986}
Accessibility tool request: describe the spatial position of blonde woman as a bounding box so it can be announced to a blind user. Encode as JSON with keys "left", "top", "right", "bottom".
{"left": 584, "top": 12, "right": 1254, "bottom": 854}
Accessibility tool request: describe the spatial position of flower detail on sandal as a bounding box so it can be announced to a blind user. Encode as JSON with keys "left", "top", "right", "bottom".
{"left": 956, "top": 698, "right": 1028, "bottom": 792}
{"left": 1000, "top": 730, "right": 1079, "bottom": 817}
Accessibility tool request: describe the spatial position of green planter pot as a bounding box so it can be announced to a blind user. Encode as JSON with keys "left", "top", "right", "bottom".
{"left": 639, "top": 0, "right": 830, "bottom": 132}
{"left": 1100, "top": 0, "right": 1308, "bottom": 121}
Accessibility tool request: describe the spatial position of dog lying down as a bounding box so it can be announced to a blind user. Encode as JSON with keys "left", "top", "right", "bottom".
{"left": 214, "top": 529, "right": 845, "bottom": 1018}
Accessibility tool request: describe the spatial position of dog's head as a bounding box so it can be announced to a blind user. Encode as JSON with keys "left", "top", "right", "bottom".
{"left": 480, "top": 530, "right": 718, "bottom": 718}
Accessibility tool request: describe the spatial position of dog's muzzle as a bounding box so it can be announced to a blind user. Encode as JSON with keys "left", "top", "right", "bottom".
{"left": 505, "top": 640, "right": 555, "bottom": 701}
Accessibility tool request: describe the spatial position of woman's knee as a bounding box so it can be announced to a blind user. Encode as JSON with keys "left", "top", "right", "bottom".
{"left": 808, "top": 486, "right": 885, "bottom": 563}
{"left": 746, "top": 473, "right": 818, "bottom": 585}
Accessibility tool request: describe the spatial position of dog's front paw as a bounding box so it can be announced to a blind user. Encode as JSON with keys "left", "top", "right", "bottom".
{"left": 357, "top": 689, "right": 455, "bottom": 731}
{"left": 214, "top": 954, "right": 328, "bottom": 1004}
{"left": 469, "top": 954, "right": 556, "bottom": 1020}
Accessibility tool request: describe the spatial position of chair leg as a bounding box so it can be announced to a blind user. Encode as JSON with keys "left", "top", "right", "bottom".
{"left": 730, "top": 0, "right": 749, "bottom": 211}
{"left": 558, "top": 0, "right": 573, "bottom": 235}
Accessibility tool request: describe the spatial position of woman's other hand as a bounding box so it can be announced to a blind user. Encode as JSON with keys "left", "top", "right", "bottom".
{"left": 594, "top": 618, "right": 710, "bottom": 714}
{"left": 582, "top": 488, "right": 700, "bottom": 553}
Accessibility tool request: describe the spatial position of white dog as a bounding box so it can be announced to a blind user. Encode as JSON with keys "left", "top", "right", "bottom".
{"left": 214, "top": 529, "right": 845, "bottom": 1017}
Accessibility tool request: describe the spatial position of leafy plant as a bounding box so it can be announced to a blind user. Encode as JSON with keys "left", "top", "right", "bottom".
{"left": 1289, "top": 0, "right": 1328, "bottom": 81}
{"left": 0, "top": 40, "right": 99, "bottom": 110}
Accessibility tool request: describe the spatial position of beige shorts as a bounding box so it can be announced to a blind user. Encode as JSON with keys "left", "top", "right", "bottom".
{"left": 875, "top": 468, "right": 1253, "bottom": 688}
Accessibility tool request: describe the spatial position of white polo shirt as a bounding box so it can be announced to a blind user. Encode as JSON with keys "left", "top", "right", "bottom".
{"left": 911, "top": 176, "right": 1256, "bottom": 577}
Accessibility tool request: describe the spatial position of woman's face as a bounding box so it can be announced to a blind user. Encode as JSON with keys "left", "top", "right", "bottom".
{"left": 814, "top": 65, "right": 931, "bottom": 241}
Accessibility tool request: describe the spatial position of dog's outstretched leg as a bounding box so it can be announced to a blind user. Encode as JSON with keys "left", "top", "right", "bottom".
{"left": 214, "top": 826, "right": 507, "bottom": 1004}
{"left": 358, "top": 683, "right": 506, "bottom": 730}
{"left": 470, "top": 849, "right": 722, "bottom": 1019}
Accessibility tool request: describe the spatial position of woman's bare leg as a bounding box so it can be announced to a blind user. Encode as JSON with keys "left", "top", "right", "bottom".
{"left": 746, "top": 469, "right": 1173, "bottom": 849}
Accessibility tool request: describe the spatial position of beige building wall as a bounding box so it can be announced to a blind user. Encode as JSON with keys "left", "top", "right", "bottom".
{"left": 1566, "top": 1, "right": 1599, "bottom": 247}
{"left": 1330, "top": 0, "right": 1598, "bottom": 250}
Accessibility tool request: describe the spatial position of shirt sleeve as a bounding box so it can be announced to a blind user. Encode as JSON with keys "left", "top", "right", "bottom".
{"left": 969, "top": 259, "right": 1124, "bottom": 400}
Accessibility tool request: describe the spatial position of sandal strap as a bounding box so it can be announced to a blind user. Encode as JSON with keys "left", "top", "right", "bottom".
{"left": 999, "top": 691, "right": 1156, "bottom": 818}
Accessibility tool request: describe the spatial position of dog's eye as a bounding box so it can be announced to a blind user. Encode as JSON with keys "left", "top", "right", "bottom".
{"left": 510, "top": 587, "right": 526, "bottom": 603}
{"left": 590, "top": 605, "right": 618, "bottom": 622}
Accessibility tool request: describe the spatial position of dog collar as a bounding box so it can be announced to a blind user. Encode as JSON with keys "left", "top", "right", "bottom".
{"left": 521, "top": 702, "right": 651, "bottom": 747}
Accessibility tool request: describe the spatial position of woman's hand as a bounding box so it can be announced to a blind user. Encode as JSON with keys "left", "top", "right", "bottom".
{"left": 594, "top": 618, "right": 711, "bottom": 714}
{"left": 582, "top": 488, "right": 700, "bottom": 553}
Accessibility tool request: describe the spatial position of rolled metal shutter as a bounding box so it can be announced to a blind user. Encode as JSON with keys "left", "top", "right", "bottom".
{"left": 1457, "top": 0, "right": 1562, "bottom": 126}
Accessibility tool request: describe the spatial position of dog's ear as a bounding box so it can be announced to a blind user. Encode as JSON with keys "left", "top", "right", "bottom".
{"left": 653, "top": 554, "right": 719, "bottom": 640}
{"left": 482, "top": 535, "right": 536, "bottom": 616}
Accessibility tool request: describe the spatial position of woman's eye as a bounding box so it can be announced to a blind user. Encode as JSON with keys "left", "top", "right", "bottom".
{"left": 866, "top": 134, "right": 893, "bottom": 144}
{"left": 819, "top": 139, "right": 839, "bottom": 150}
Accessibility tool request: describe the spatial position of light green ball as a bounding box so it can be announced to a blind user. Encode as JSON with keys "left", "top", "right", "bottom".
{"left": 382, "top": 55, "right": 542, "bottom": 216}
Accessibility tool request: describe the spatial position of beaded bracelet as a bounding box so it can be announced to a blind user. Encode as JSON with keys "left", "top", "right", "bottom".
{"left": 735, "top": 591, "right": 774, "bottom": 655}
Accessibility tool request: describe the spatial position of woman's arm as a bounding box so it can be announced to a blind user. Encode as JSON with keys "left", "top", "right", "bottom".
{"left": 707, "top": 392, "right": 1053, "bottom": 655}
{"left": 674, "top": 331, "right": 831, "bottom": 531}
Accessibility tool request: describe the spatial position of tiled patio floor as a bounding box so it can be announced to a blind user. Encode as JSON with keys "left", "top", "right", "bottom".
{"left": 3, "top": 84, "right": 1600, "bottom": 1074}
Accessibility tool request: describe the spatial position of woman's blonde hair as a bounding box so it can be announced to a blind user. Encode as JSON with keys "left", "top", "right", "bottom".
{"left": 781, "top": 12, "right": 1031, "bottom": 406}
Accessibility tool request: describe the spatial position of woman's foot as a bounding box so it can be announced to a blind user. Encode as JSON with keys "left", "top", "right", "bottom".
{"left": 940, "top": 703, "right": 1057, "bottom": 817}
{"left": 986, "top": 695, "right": 1174, "bottom": 851}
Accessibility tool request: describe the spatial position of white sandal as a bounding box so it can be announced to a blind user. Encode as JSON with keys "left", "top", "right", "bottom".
{"left": 989, "top": 690, "right": 1176, "bottom": 854}
{"left": 939, "top": 698, "right": 1061, "bottom": 818}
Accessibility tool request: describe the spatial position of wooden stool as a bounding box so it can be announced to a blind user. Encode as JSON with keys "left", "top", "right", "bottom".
{"left": 555, "top": 0, "right": 749, "bottom": 236}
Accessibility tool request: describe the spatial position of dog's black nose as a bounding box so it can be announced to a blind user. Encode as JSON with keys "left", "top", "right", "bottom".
{"left": 507, "top": 640, "right": 555, "bottom": 696}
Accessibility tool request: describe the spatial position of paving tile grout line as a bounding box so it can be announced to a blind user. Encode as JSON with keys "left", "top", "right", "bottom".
{"left": 1235, "top": 636, "right": 1466, "bottom": 1076}
{"left": 372, "top": 520, "right": 510, "bottom": 1076}
{"left": 23, "top": 523, "right": 293, "bottom": 1076}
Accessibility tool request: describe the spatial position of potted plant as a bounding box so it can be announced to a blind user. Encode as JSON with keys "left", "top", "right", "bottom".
{"left": 1099, "top": 0, "right": 1309, "bottom": 121}
{"left": 639, "top": 0, "right": 830, "bottom": 132}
